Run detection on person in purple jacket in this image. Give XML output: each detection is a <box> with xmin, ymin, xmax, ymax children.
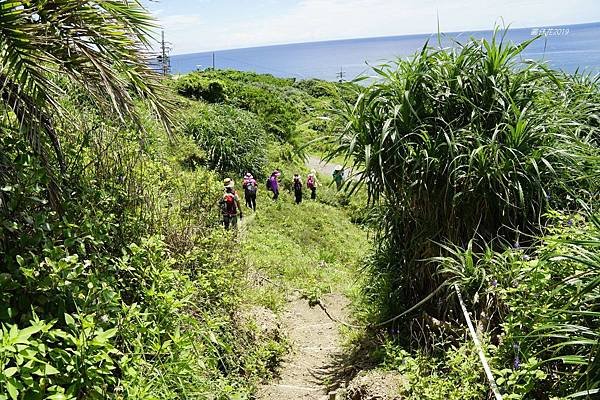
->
<box><xmin>266</xmin><ymin>170</ymin><xmax>280</xmax><ymax>200</ymax></box>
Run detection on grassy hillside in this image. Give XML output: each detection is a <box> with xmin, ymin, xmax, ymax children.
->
<box><xmin>243</xmin><ymin>195</ymin><xmax>369</xmax><ymax>311</ymax></box>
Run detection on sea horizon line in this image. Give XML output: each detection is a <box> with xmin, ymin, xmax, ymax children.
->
<box><xmin>170</xmin><ymin>20</ymin><xmax>600</xmax><ymax>57</ymax></box>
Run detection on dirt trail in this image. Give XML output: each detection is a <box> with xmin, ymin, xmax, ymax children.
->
<box><xmin>306</xmin><ymin>155</ymin><xmax>340</xmax><ymax>178</ymax></box>
<box><xmin>256</xmin><ymin>293</ymin><xmax>349</xmax><ymax>400</ymax></box>
<box><xmin>306</xmin><ymin>155</ymin><xmax>358</xmax><ymax>182</ymax></box>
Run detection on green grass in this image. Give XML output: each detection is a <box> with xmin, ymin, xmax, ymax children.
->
<box><xmin>242</xmin><ymin>192</ymin><xmax>370</xmax><ymax>311</ymax></box>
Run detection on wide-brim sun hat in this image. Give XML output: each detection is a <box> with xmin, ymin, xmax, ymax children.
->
<box><xmin>223</xmin><ymin>178</ymin><xmax>235</xmax><ymax>188</ymax></box>
<box><xmin>245</xmin><ymin>173</ymin><xmax>252</xmax><ymax>178</ymax></box>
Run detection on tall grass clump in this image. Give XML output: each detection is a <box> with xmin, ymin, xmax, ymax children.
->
<box><xmin>333</xmin><ymin>32</ymin><xmax>599</xmax><ymax>334</ymax></box>
<box><xmin>181</xmin><ymin>103</ymin><xmax>269</xmax><ymax>176</ymax></box>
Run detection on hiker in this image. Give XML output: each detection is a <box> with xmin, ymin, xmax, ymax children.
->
<box><xmin>266</xmin><ymin>170</ymin><xmax>280</xmax><ymax>200</ymax></box>
<box><xmin>220</xmin><ymin>178</ymin><xmax>243</xmax><ymax>229</ymax></box>
<box><xmin>307</xmin><ymin>169</ymin><xmax>318</xmax><ymax>200</ymax></box>
<box><xmin>242</xmin><ymin>172</ymin><xmax>258</xmax><ymax>211</ymax></box>
<box><xmin>293</xmin><ymin>173</ymin><xmax>303</xmax><ymax>204</ymax></box>
<box><xmin>333</xmin><ymin>167</ymin><xmax>344</xmax><ymax>190</ymax></box>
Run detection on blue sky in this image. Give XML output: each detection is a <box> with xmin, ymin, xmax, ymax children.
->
<box><xmin>144</xmin><ymin>0</ymin><xmax>600</xmax><ymax>54</ymax></box>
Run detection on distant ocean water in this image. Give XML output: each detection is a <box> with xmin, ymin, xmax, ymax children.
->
<box><xmin>170</xmin><ymin>22</ymin><xmax>600</xmax><ymax>81</ymax></box>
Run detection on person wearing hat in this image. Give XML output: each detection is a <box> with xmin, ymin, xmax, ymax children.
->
<box><xmin>242</xmin><ymin>172</ymin><xmax>258</xmax><ymax>211</ymax></box>
<box><xmin>267</xmin><ymin>170</ymin><xmax>281</xmax><ymax>201</ymax></box>
<box><xmin>220</xmin><ymin>178</ymin><xmax>242</xmax><ymax>229</ymax></box>
<box><xmin>306</xmin><ymin>169</ymin><xmax>319</xmax><ymax>200</ymax></box>
<box><xmin>293</xmin><ymin>173</ymin><xmax>303</xmax><ymax>204</ymax></box>
<box><xmin>332</xmin><ymin>166</ymin><xmax>344</xmax><ymax>191</ymax></box>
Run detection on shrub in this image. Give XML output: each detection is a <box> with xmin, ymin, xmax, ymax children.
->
<box><xmin>334</xmin><ymin>32</ymin><xmax>600</xmax><ymax>327</ymax></box>
<box><xmin>227</xmin><ymin>83</ymin><xmax>301</xmax><ymax>141</ymax></box>
<box><xmin>182</xmin><ymin>104</ymin><xmax>269</xmax><ymax>177</ymax></box>
<box><xmin>293</xmin><ymin>79</ymin><xmax>337</xmax><ymax>98</ymax></box>
<box><xmin>175</xmin><ymin>73</ymin><xmax>226</xmax><ymax>103</ymax></box>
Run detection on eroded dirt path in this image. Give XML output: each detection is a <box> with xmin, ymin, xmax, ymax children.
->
<box><xmin>256</xmin><ymin>293</ymin><xmax>349</xmax><ymax>400</ymax></box>
<box><xmin>306</xmin><ymin>155</ymin><xmax>359</xmax><ymax>182</ymax></box>
<box><xmin>306</xmin><ymin>155</ymin><xmax>340</xmax><ymax>178</ymax></box>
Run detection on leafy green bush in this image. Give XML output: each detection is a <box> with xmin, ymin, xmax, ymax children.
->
<box><xmin>180</xmin><ymin>70</ymin><xmax>305</xmax><ymax>141</ymax></box>
<box><xmin>175</xmin><ymin>73</ymin><xmax>226</xmax><ymax>103</ymax></box>
<box><xmin>196</xmin><ymin>69</ymin><xmax>296</xmax><ymax>88</ymax></box>
<box><xmin>227</xmin><ymin>83</ymin><xmax>301</xmax><ymax>141</ymax></box>
<box><xmin>380</xmin><ymin>341</ymin><xmax>486</xmax><ymax>399</ymax></box>
<box><xmin>293</xmin><ymin>79</ymin><xmax>337</xmax><ymax>98</ymax></box>
<box><xmin>182</xmin><ymin>103</ymin><xmax>269</xmax><ymax>177</ymax></box>
<box><xmin>0</xmin><ymin>97</ymin><xmax>285</xmax><ymax>398</ymax></box>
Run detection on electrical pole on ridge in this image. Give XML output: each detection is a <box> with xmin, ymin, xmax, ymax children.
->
<box><xmin>158</xmin><ymin>30</ymin><xmax>172</xmax><ymax>76</ymax></box>
<box><xmin>336</xmin><ymin>66</ymin><xmax>346</xmax><ymax>83</ymax></box>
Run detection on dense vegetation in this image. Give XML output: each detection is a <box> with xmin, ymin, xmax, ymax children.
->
<box><xmin>0</xmin><ymin>1</ymin><xmax>364</xmax><ymax>398</ymax></box>
<box><xmin>335</xmin><ymin>33</ymin><xmax>599</xmax><ymax>399</ymax></box>
<box><xmin>0</xmin><ymin>2</ymin><xmax>354</xmax><ymax>399</ymax></box>
<box><xmin>2</xmin><ymin>1</ymin><xmax>598</xmax><ymax>398</ymax></box>
<box><xmin>175</xmin><ymin>69</ymin><xmax>356</xmax><ymax>163</ymax></box>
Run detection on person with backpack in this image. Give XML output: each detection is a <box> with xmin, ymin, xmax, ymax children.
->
<box><xmin>333</xmin><ymin>167</ymin><xmax>344</xmax><ymax>190</ymax></box>
<box><xmin>220</xmin><ymin>178</ymin><xmax>242</xmax><ymax>229</ymax></box>
<box><xmin>266</xmin><ymin>170</ymin><xmax>280</xmax><ymax>200</ymax></box>
<box><xmin>306</xmin><ymin>169</ymin><xmax>318</xmax><ymax>200</ymax></box>
<box><xmin>293</xmin><ymin>173</ymin><xmax>303</xmax><ymax>204</ymax></box>
<box><xmin>242</xmin><ymin>173</ymin><xmax>258</xmax><ymax>211</ymax></box>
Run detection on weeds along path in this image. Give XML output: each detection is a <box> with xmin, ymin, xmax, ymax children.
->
<box><xmin>242</xmin><ymin>198</ymin><xmax>368</xmax><ymax>399</ymax></box>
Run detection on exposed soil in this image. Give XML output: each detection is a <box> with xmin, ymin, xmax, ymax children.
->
<box><xmin>306</xmin><ymin>155</ymin><xmax>341</xmax><ymax>178</ymax></box>
<box><xmin>306</xmin><ymin>155</ymin><xmax>359</xmax><ymax>183</ymax></box>
<box><xmin>255</xmin><ymin>293</ymin><xmax>350</xmax><ymax>400</ymax></box>
<box><xmin>346</xmin><ymin>370</ymin><xmax>406</xmax><ymax>400</ymax></box>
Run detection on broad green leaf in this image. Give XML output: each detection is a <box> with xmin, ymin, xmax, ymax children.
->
<box><xmin>64</xmin><ymin>314</ymin><xmax>75</xmax><ymax>328</ymax></box>
<box><xmin>44</xmin><ymin>363</ymin><xmax>60</xmax><ymax>375</ymax></box>
<box><xmin>5</xmin><ymin>379</ymin><xmax>18</xmax><ymax>400</ymax></box>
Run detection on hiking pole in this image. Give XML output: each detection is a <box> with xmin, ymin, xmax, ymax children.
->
<box><xmin>454</xmin><ymin>284</ymin><xmax>503</xmax><ymax>400</ymax></box>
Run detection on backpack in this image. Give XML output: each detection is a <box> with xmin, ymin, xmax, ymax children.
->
<box><xmin>293</xmin><ymin>177</ymin><xmax>302</xmax><ymax>191</ymax></box>
<box><xmin>307</xmin><ymin>175</ymin><xmax>315</xmax><ymax>189</ymax></box>
<box><xmin>220</xmin><ymin>192</ymin><xmax>237</xmax><ymax>215</ymax></box>
<box><xmin>266</xmin><ymin>177</ymin><xmax>273</xmax><ymax>191</ymax></box>
<box><xmin>246</xmin><ymin>181</ymin><xmax>257</xmax><ymax>195</ymax></box>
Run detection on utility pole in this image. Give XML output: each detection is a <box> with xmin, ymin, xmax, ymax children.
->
<box><xmin>159</xmin><ymin>30</ymin><xmax>171</xmax><ymax>76</ymax></box>
<box><xmin>212</xmin><ymin>52</ymin><xmax>215</xmax><ymax>70</ymax></box>
<box><xmin>336</xmin><ymin>66</ymin><xmax>346</xmax><ymax>83</ymax></box>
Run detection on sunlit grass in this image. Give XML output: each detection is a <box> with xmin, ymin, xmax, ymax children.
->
<box><xmin>242</xmin><ymin>193</ymin><xmax>370</xmax><ymax>311</ymax></box>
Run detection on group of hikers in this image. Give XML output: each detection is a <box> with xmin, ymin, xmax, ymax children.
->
<box><xmin>220</xmin><ymin>169</ymin><xmax>323</xmax><ymax>229</ymax></box>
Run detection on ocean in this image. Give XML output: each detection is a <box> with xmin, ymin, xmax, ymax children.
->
<box><xmin>170</xmin><ymin>22</ymin><xmax>600</xmax><ymax>81</ymax></box>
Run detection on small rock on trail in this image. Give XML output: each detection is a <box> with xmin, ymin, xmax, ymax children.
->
<box><xmin>255</xmin><ymin>293</ymin><xmax>349</xmax><ymax>400</ymax></box>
